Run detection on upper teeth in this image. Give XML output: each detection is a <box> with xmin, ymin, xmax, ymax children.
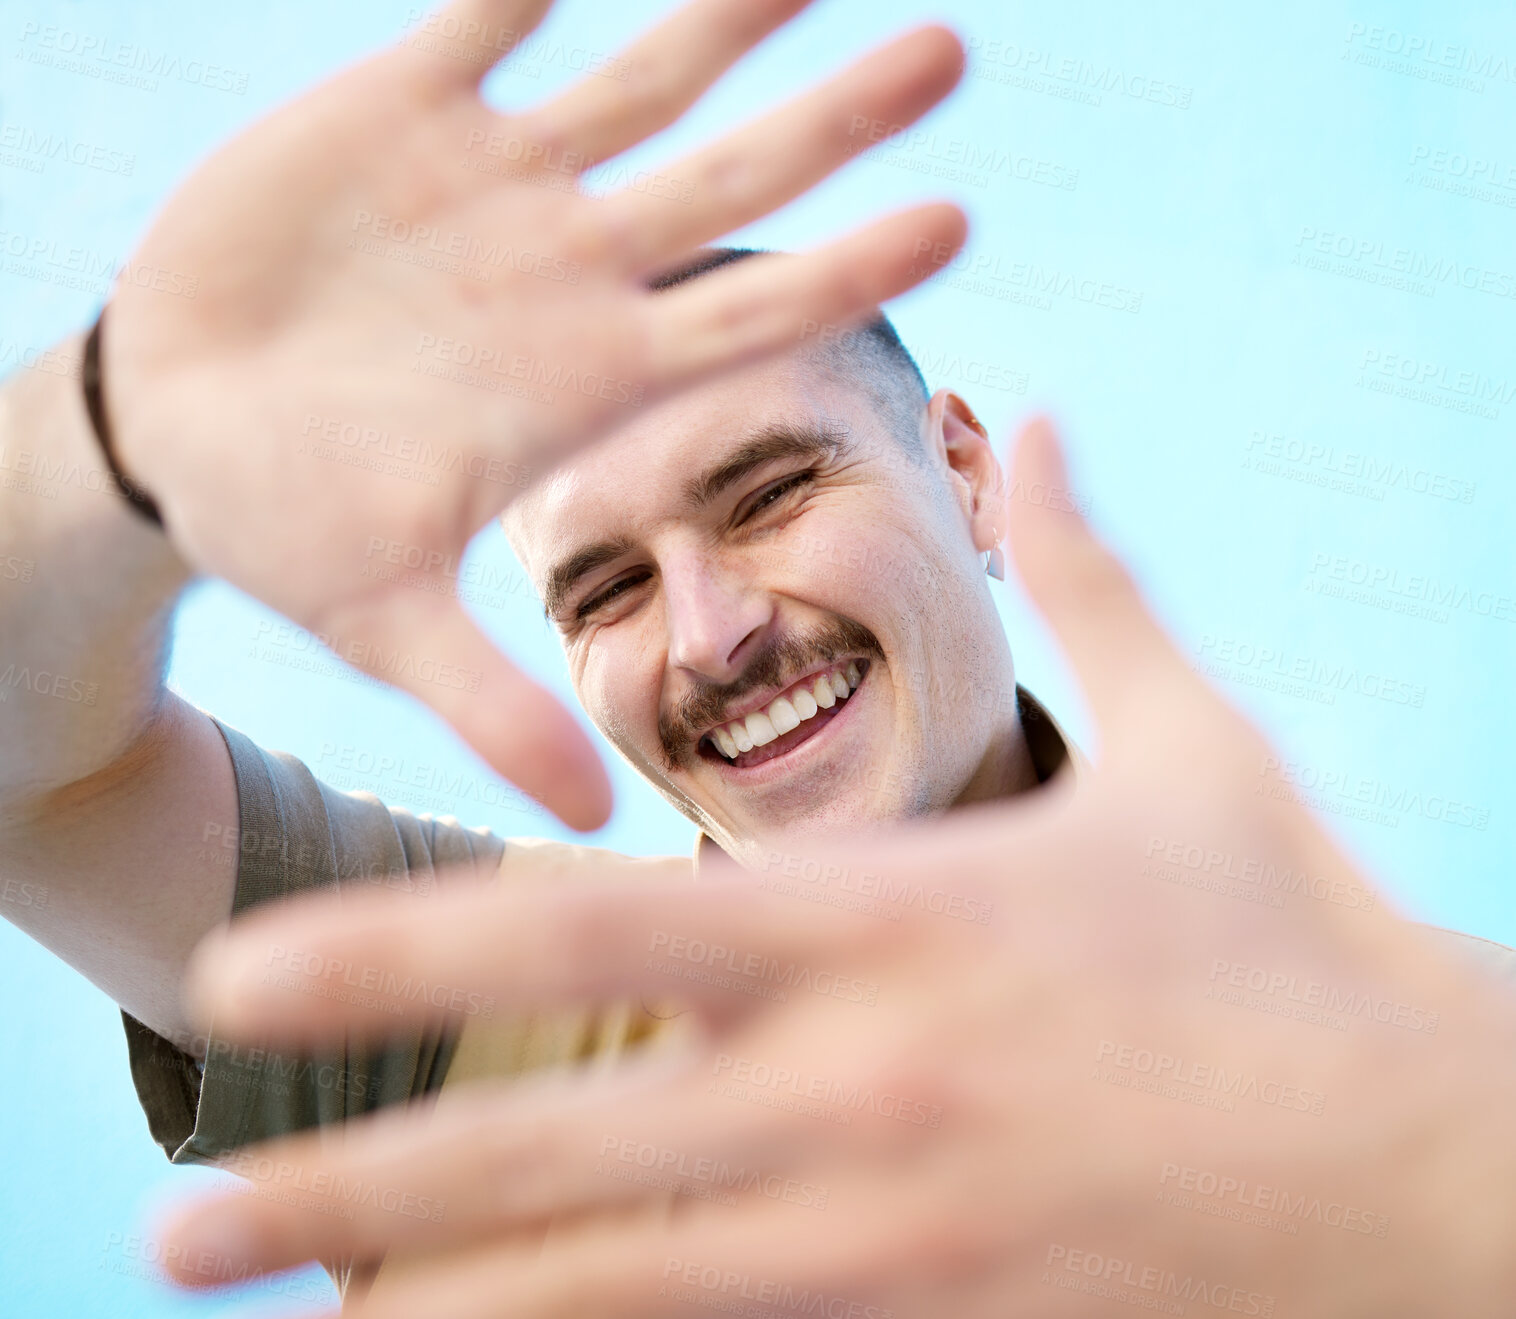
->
<box><xmin>708</xmin><ymin>661</ymin><xmax>864</xmax><ymax>760</ymax></box>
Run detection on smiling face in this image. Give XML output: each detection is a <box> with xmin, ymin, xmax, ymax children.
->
<box><xmin>505</xmin><ymin>350</ymin><xmax>1034</xmax><ymax>867</ymax></box>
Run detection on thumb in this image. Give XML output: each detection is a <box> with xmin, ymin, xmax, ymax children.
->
<box><xmin>1004</xmin><ymin>416</ymin><xmax>1185</xmax><ymax>737</ymax></box>
<box><xmin>316</xmin><ymin>590</ymin><xmax>612</xmax><ymax>831</ymax></box>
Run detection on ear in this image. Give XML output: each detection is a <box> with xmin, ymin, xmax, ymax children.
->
<box><xmin>924</xmin><ymin>388</ymin><xmax>1003</xmax><ymax>556</ymax></box>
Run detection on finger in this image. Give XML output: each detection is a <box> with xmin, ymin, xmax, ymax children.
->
<box><xmin>526</xmin><ymin>0</ymin><xmax>812</xmax><ymax>167</ymax></box>
<box><xmin>391</xmin><ymin>0</ymin><xmax>556</xmax><ymax>95</ymax></box>
<box><xmin>150</xmin><ymin>1070</ymin><xmax>670</xmax><ymax>1284</ymax></box>
<box><xmin>343</xmin><ymin>1179</ymin><xmax>895</xmax><ymax>1319</ymax></box>
<box><xmin>312</xmin><ymin>588</ymin><xmax>611</xmax><ymax>830</ymax></box>
<box><xmin>643</xmin><ymin>204</ymin><xmax>966</xmax><ymax>389</ymax></box>
<box><xmin>152</xmin><ymin>1053</ymin><xmax>817</xmax><ymax>1284</ymax></box>
<box><xmin>184</xmin><ymin>862</ymin><xmax>893</xmax><ymax>1043</ymax></box>
<box><xmin>1004</xmin><ymin>418</ymin><xmax>1190</xmax><ymax>737</ymax></box>
<box><xmin>594</xmin><ymin>25</ymin><xmax>965</xmax><ymax>274</ymax></box>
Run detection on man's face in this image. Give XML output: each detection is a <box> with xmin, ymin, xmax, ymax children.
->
<box><xmin>507</xmin><ymin>351</ymin><xmax>1018</xmax><ymax>864</ymax></box>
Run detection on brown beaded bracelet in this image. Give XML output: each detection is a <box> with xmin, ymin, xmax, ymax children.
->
<box><xmin>82</xmin><ymin>309</ymin><xmax>164</xmax><ymax>529</ymax></box>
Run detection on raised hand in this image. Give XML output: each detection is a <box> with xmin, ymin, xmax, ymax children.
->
<box><xmin>104</xmin><ymin>0</ymin><xmax>967</xmax><ymax>826</ymax></box>
<box><xmin>161</xmin><ymin>420</ymin><xmax>1516</xmax><ymax>1318</ymax></box>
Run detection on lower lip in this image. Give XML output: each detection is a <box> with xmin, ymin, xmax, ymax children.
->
<box><xmin>705</xmin><ymin>667</ymin><xmax>868</xmax><ymax>783</ymax></box>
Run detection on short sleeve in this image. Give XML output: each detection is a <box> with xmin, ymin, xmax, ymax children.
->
<box><xmin>121</xmin><ymin>716</ymin><xmax>507</xmax><ymax>1166</ymax></box>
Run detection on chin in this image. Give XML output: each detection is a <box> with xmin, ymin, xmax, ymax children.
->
<box><xmin>743</xmin><ymin>787</ymin><xmax>899</xmax><ymax>851</ymax></box>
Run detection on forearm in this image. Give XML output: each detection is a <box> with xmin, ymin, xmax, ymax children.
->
<box><xmin>0</xmin><ymin>334</ymin><xmax>192</xmax><ymax>811</ymax></box>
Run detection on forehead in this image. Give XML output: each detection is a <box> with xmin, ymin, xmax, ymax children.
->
<box><xmin>507</xmin><ymin>350</ymin><xmax>878</xmax><ymax>582</ymax></box>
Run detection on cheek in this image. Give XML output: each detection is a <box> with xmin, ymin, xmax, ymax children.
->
<box><xmin>769</xmin><ymin>503</ymin><xmax>917</xmax><ymax>594</ymax></box>
<box><xmin>784</xmin><ymin>513</ymin><xmax>945</xmax><ymax>624</ymax></box>
<box><xmin>576</xmin><ymin>628</ymin><xmax>665</xmax><ymax>756</ymax></box>
<box><xmin>792</xmin><ymin>509</ymin><xmax>977</xmax><ymax>715</ymax></box>
<box><xmin>572</xmin><ymin>644</ymin><xmax>617</xmax><ymax>742</ymax></box>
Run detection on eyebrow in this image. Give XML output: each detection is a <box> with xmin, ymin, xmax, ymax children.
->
<box><xmin>540</xmin><ymin>420</ymin><xmax>854</xmax><ymax>621</ymax></box>
<box><xmin>541</xmin><ymin>535</ymin><xmax>636</xmax><ymax>621</ymax></box>
<box><xmin>681</xmin><ymin>420</ymin><xmax>853</xmax><ymax>511</ymax></box>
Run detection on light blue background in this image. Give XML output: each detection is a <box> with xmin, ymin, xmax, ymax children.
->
<box><xmin>2</xmin><ymin>0</ymin><xmax>1512</xmax><ymax>1313</ymax></box>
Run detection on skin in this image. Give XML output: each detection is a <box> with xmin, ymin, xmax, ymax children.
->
<box><xmin>6</xmin><ymin>0</ymin><xmax>1513</xmax><ymax>1311</ymax></box>
<box><xmin>505</xmin><ymin>353</ymin><xmax>1041</xmax><ymax>866</ymax></box>
<box><xmin>169</xmin><ymin>422</ymin><xmax>1516</xmax><ymax>1318</ymax></box>
<box><xmin>0</xmin><ymin>0</ymin><xmax>970</xmax><ymax>1051</ymax></box>
<box><xmin>94</xmin><ymin>0</ymin><xmax>969</xmax><ymax>828</ymax></box>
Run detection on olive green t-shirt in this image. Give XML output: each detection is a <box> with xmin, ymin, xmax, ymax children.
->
<box><xmin>120</xmin><ymin>716</ymin><xmax>510</xmax><ymax>1165</ymax></box>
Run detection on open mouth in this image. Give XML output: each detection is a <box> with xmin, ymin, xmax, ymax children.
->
<box><xmin>697</xmin><ymin>659</ymin><xmax>870</xmax><ymax>771</ymax></box>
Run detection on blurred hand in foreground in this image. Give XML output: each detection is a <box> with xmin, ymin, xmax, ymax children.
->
<box><xmin>162</xmin><ymin>420</ymin><xmax>1516</xmax><ymax>1317</ymax></box>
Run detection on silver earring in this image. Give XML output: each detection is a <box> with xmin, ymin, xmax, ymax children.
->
<box><xmin>985</xmin><ymin>529</ymin><xmax>1005</xmax><ymax>580</ymax></box>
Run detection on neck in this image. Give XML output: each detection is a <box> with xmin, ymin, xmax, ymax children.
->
<box><xmin>951</xmin><ymin>700</ymin><xmax>1043</xmax><ymax>809</ymax></box>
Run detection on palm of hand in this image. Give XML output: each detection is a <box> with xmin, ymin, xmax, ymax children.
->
<box><xmin>98</xmin><ymin>0</ymin><xmax>966</xmax><ymax>822</ymax></box>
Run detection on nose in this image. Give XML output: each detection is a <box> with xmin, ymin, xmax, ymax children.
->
<box><xmin>663</xmin><ymin>544</ymin><xmax>772</xmax><ymax>684</ymax></box>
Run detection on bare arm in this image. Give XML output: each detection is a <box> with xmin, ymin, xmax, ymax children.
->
<box><xmin>0</xmin><ymin>0</ymin><xmax>967</xmax><ymax>1055</ymax></box>
<box><xmin>0</xmin><ymin>348</ymin><xmax>235</xmax><ymax>1050</ymax></box>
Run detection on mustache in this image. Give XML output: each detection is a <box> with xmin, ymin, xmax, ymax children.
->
<box><xmin>659</xmin><ymin>618</ymin><xmax>882</xmax><ymax>768</ymax></box>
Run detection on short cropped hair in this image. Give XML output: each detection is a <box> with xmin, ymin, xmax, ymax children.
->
<box><xmin>648</xmin><ymin>247</ymin><xmax>929</xmax><ymax>449</ymax></box>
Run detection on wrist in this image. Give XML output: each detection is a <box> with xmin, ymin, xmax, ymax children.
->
<box><xmin>0</xmin><ymin>339</ymin><xmax>193</xmax><ymax>798</ymax></box>
<box><xmin>3</xmin><ymin>332</ymin><xmax>190</xmax><ymax>584</ymax></box>
<box><xmin>83</xmin><ymin>310</ymin><xmax>165</xmax><ymax>529</ymax></box>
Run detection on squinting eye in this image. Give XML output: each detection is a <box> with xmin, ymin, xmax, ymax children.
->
<box><xmin>741</xmin><ymin>471</ymin><xmax>813</xmax><ymax>522</ymax></box>
<box><xmin>576</xmin><ymin>570</ymin><xmax>650</xmax><ymax>619</ymax></box>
